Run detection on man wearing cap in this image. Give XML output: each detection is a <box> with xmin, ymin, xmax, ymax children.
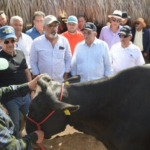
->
<box><xmin>111</xmin><ymin>25</ymin><xmax>145</xmax><ymax>73</ymax></box>
<box><xmin>71</xmin><ymin>22</ymin><xmax>113</xmax><ymax>82</ymax></box>
<box><xmin>99</xmin><ymin>10</ymin><xmax>123</xmax><ymax>49</ymax></box>
<box><xmin>121</xmin><ymin>11</ymin><xmax>132</xmax><ymax>27</ymax></box>
<box><xmin>0</xmin><ymin>25</ymin><xmax>32</xmax><ymax>138</ymax></box>
<box><xmin>62</xmin><ymin>15</ymin><xmax>84</xmax><ymax>55</ymax></box>
<box><xmin>131</xmin><ymin>18</ymin><xmax>150</xmax><ymax>63</ymax></box>
<box><xmin>0</xmin><ymin>58</ymin><xmax>44</xmax><ymax>149</ymax></box>
<box><xmin>30</xmin><ymin>15</ymin><xmax>72</xmax><ymax>82</ymax></box>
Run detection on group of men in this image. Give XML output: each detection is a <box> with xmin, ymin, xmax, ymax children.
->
<box><xmin>0</xmin><ymin>8</ymin><xmax>149</xmax><ymax>149</ymax></box>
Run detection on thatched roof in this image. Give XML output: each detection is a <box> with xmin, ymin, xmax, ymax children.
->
<box><xmin>0</xmin><ymin>0</ymin><xmax>150</xmax><ymax>29</ymax></box>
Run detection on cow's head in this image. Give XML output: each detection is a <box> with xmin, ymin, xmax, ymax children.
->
<box><xmin>26</xmin><ymin>74</ymin><xmax>80</xmax><ymax>139</ymax></box>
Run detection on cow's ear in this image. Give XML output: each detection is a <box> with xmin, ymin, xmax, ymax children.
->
<box><xmin>52</xmin><ymin>101</ymin><xmax>79</xmax><ymax>112</ymax></box>
<box><xmin>37</xmin><ymin>74</ymin><xmax>53</xmax><ymax>91</ymax></box>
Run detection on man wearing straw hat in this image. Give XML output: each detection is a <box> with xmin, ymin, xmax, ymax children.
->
<box><xmin>0</xmin><ymin>58</ymin><xmax>44</xmax><ymax>149</ymax></box>
<box><xmin>99</xmin><ymin>10</ymin><xmax>123</xmax><ymax>49</ymax></box>
<box><xmin>30</xmin><ymin>15</ymin><xmax>72</xmax><ymax>82</ymax></box>
<box><xmin>131</xmin><ymin>17</ymin><xmax>150</xmax><ymax>63</ymax></box>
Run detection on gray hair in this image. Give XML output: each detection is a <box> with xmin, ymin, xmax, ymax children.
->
<box><xmin>10</xmin><ymin>16</ymin><xmax>23</xmax><ymax>24</ymax></box>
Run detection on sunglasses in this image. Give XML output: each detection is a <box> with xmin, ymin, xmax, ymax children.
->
<box><xmin>47</xmin><ymin>24</ymin><xmax>59</xmax><ymax>28</ymax></box>
<box><xmin>4</xmin><ymin>39</ymin><xmax>16</xmax><ymax>44</ymax></box>
<box><xmin>119</xmin><ymin>34</ymin><xmax>129</xmax><ymax>38</ymax></box>
<box><xmin>135</xmin><ymin>22</ymin><xmax>140</xmax><ymax>25</ymax></box>
<box><xmin>112</xmin><ymin>18</ymin><xmax>121</xmax><ymax>23</ymax></box>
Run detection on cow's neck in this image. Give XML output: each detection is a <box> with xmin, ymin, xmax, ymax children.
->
<box><xmin>62</xmin><ymin>79</ymin><xmax>114</xmax><ymax>135</ymax></box>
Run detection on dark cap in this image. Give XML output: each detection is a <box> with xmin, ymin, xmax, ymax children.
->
<box><xmin>119</xmin><ymin>25</ymin><xmax>132</xmax><ymax>36</ymax></box>
<box><xmin>122</xmin><ymin>11</ymin><xmax>131</xmax><ymax>19</ymax></box>
<box><xmin>81</xmin><ymin>22</ymin><xmax>97</xmax><ymax>32</ymax></box>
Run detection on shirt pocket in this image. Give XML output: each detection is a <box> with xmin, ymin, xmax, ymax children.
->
<box><xmin>54</xmin><ymin>50</ymin><xmax>65</xmax><ymax>59</ymax></box>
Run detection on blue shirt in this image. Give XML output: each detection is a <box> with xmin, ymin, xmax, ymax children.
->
<box><xmin>71</xmin><ymin>38</ymin><xmax>113</xmax><ymax>82</ymax></box>
<box><xmin>25</xmin><ymin>26</ymin><xmax>44</xmax><ymax>40</ymax></box>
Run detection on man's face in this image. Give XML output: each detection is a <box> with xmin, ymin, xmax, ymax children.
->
<box><xmin>67</xmin><ymin>22</ymin><xmax>78</xmax><ymax>34</ymax></box>
<box><xmin>78</xmin><ymin>17</ymin><xmax>86</xmax><ymax>29</ymax></box>
<box><xmin>44</xmin><ymin>22</ymin><xmax>59</xmax><ymax>38</ymax></box>
<box><xmin>119</xmin><ymin>34</ymin><xmax>132</xmax><ymax>45</ymax></box>
<box><xmin>33</xmin><ymin>15</ymin><xmax>44</xmax><ymax>30</ymax></box>
<box><xmin>0</xmin><ymin>38</ymin><xmax>16</xmax><ymax>55</ymax></box>
<box><xmin>10</xmin><ymin>19</ymin><xmax>23</xmax><ymax>35</ymax></box>
<box><xmin>121</xmin><ymin>18</ymin><xmax>128</xmax><ymax>25</ymax></box>
<box><xmin>111</xmin><ymin>17</ymin><xmax>121</xmax><ymax>27</ymax></box>
<box><xmin>83</xmin><ymin>29</ymin><xmax>96</xmax><ymax>44</ymax></box>
<box><xmin>0</xmin><ymin>13</ymin><xmax>7</xmax><ymax>27</ymax></box>
<box><xmin>135</xmin><ymin>21</ymin><xmax>143</xmax><ymax>30</ymax></box>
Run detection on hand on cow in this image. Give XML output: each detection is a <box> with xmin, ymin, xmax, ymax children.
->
<box><xmin>34</xmin><ymin>130</ymin><xmax>44</xmax><ymax>143</ymax></box>
<box><xmin>28</xmin><ymin>74</ymin><xmax>43</xmax><ymax>91</ymax></box>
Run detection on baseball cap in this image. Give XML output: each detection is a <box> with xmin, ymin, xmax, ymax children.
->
<box><xmin>43</xmin><ymin>15</ymin><xmax>59</xmax><ymax>26</ymax></box>
<box><xmin>0</xmin><ymin>58</ymin><xmax>9</xmax><ymax>70</ymax></box>
<box><xmin>0</xmin><ymin>26</ymin><xmax>17</xmax><ymax>40</ymax></box>
<box><xmin>67</xmin><ymin>16</ymin><xmax>78</xmax><ymax>24</ymax></box>
<box><xmin>119</xmin><ymin>25</ymin><xmax>132</xmax><ymax>36</ymax></box>
<box><xmin>81</xmin><ymin>22</ymin><xmax>97</xmax><ymax>32</ymax></box>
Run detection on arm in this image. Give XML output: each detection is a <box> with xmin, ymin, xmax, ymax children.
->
<box><xmin>144</xmin><ymin>29</ymin><xmax>150</xmax><ymax>54</ymax></box>
<box><xmin>0</xmin><ymin>121</ymin><xmax>38</xmax><ymax>150</ymax></box>
<box><xmin>99</xmin><ymin>28</ymin><xmax>104</xmax><ymax>40</ymax></box>
<box><xmin>25</xmin><ymin>69</ymin><xmax>32</xmax><ymax>82</ymax></box>
<box><xmin>30</xmin><ymin>42</ymin><xmax>40</xmax><ymax>75</ymax></box>
<box><xmin>103</xmin><ymin>42</ymin><xmax>113</xmax><ymax>76</ymax></box>
<box><xmin>71</xmin><ymin>46</ymin><xmax>78</xmax><ymax>76</ymax></box>
<box><xmin>64</xmin><ymin>38</ymin><xmax>72</xmax><ymax>79</ymax></box>
<box><xmin>0</xmin><ymin>75</ymin><xmax>42</xmax><ymax>103</ymax></box>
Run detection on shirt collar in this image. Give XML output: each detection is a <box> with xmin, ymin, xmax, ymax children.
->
<box><xmin>1</xmin><ymin>49</ymin><xmax>17</xmax><ymax>57</ymax></box>
<box><xmin>83</xmin><ymin>38</ymin><xmax>97</xmax><ymax>47</ymax></box>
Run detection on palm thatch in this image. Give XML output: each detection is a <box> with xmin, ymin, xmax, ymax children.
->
<box><xmin>0</xmin><ymin>0</ymin><xmax>150</xmax><ymax>29</ymax></box>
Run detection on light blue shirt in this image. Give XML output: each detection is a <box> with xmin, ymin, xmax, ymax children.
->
<box><xmin>25</xmin><ymin>26</ymin><xmax>44</xmax><ymax>40</ymax></box>
<box><xmin>30</xmin><ymin>34</ymin><xmax>72</xmax><ymax>82</ymax></box>
<box><xmin>99</xmin><ymin>25</ymin><xmax>122</xmax><ymax>49</ymax></box>
<box><xmin>71</xmin><ymin>38</ymin><xmax>113</xmax><ymax>82</ymax></box>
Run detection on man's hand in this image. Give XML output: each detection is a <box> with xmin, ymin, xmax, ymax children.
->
<box><xmin>28</xmin><ymin>75</ymin><xmax>43</xmax><ymax>91</ymax></box>
<box><xmin>143</xmin><ymin>53</ymin><xmax>148</xmax><ymax>57</ymax></box>
<box><xmin>0</xmin><ymin>105</ymin><xmax>9</xmax><ymax>114</ymax></box>
<box><xmin>34</xmin><ymin>130</ymin><xmax>44</xmax><ymax>143</ymax></box>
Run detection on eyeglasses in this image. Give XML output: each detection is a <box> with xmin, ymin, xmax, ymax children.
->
<box><xmin>4</xmin><ymin>39</ymin><xmax>16</xmax><ymax>44</ymax></box>
<box><xmin>119</xmin><ymin>34</ymin><xmax>129</xmax><ymax>38</ymax></box>
<box><xmin>135</xmin><ymin>22</ymin><xmax>139</xmax><ymax>25</ymax></box>
<box><xmin>112</xmin><ymin>18</ymin><xmax>121</xmax><ymax>23</ymax></box>
<box><xmin>47</xmin><ymin>24</ymin><xmax>59</xmax><ymax>28</ymax></box>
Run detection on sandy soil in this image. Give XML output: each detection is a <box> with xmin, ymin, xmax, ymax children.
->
<box><xmin>32</xmin><ymin>125</ymin><xmax>107</xmax><ymax>150</ymax></box>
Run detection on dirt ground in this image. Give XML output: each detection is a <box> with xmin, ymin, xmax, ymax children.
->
<box><xmin>31</xmin><ymin>125</ymin><xmax>107</xmax><ymax>150</ymax></box>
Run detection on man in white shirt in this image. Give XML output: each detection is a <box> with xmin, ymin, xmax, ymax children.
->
<box><xmin>10</xmin><ymin>16</ymin><xmax>33</xmax><ymax>68</ymax></box>
<box><xmin>111</xmin><ymin>25</ymin><xmax>145</xmax><ymax>74</ymax></box>
<box><xmin>30</xmin><ymin>15</ymin><xmax>72</xmax><ymax>82</ymax></box>
<box><xmin>71</xmin><ymin>22</ymin><xmax>113</xmax><ymax>82</ymax></box>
